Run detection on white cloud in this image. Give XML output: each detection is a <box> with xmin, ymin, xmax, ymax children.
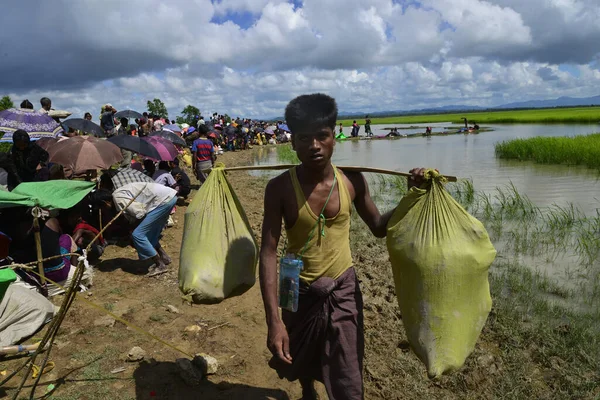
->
<box><xmin>1</xmin><ymin>0</ymin><xmax>600</xmax><ymax>118</ymax></box>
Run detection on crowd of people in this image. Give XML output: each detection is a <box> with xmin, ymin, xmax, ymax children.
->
<box><xmin>0</xmin><ymin>96</ymin><xmax>303</xmax><ymax>348</ymax></box>
<box><xmin>0</xmin><ymin>97</ymin><xmax>304</xmax><ymax>297</ymax></box>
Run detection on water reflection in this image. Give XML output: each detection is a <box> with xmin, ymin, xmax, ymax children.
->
<box><xmin>252</xmin><ymin>123</ymin><xmax>600</xmax><ymax>215</ymax></box>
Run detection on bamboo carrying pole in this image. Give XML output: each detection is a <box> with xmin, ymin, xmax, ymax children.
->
<box><xmin>32</xmin><ymin>217</ymin><xmax>46</xmax><ymax>289</ymax></box>
<box><xmin>208</xmin><ymin>164</ymin><xmax>458</xmax><ymax>182</ymax></box>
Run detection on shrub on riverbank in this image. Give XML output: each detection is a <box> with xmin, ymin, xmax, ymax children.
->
<box><xmin>495</xmin><ymin>133</ymin><xmax>600</xmax><ymax>169</ymax></box>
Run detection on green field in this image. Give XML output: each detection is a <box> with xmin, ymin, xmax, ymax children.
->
<box><xmin>495</xmin><ymin>133</ymin><xmax>600</xmax><ymax>169</ymax></box>
<box><xmin>338</xmin><ymin>107</ymin><xmax>600</xmax><ymax>126</ymax></box>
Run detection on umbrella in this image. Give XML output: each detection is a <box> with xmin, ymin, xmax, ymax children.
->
<box><xmin>62</xmin><ymin>118</ymin><xmax>105</xmax><ymax>136</ymax></box>
<box><xmin>0</xmin><ymin>108</ymin><xmax>64</xmax><ymax>141</ymax></box>
<box><xmin>149</xmin><ymin>130</ymin><xmax>186</xmax><ymax>146</ymax></box>
<box><xmin>264</xmin><ymin>129</ymin><xmax>275</xmax><ymax>136</ymax></box>
<box><xmin>107</xmin><ymin>135</ymin><xmax>161</xmax><ymax>159</ymax></box>
<box><xmin>163</xmin><ymin>124</ymin><xmax>181</xmax><ymax>132</ymax></box>
<box><xmin>35</xmin><ymin>137</ymin><xmax>59</xmax><ymax>150</ymax></box>
<box><xmin>48</xmin><ymin>136</ymin><xmax>123</xmax><ymax>171</ymax></box>
<box><xmin>115</xmin><ymin>110</ymin><xmax>143</xmax><ymax>119</ymax></box>
<box><xmin>208</xmin><ymin>132</ymin><xmax>218</xmax><ymax>139</ymax></box>
<box><xmin>142</xmin><ymin>136</ymin><xmax>178</xmax><ymax>161</ymax></box>
<box><xmin>278</xmin><ymin>124</ymin><xmax>290</xmax><ymax>132</ymax></box>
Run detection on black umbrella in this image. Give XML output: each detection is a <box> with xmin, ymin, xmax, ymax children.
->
<box><xmin>107</xmin><ymin>135</ymin><xmax>161</xmax><ymax>159</ymax></box>
<box><xmin>115</xmin><ymin>110</ymin><xmax>143</xmax><ymax>119</ymax></box>
<box><xmin>62</xmin><ymin>118</ymin><xmax>105</xmax><ymax>136</ymax></box>
<box><xmin>149</xmin><ymin>130</ymin><xmax>186</xmax><ymax>146</ymax></box>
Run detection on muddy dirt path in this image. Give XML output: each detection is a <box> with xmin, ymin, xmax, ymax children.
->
<box><xmin>2</xmin><ymin>148</ymin><xmax>586</xmax><ymax>400</ymax></box>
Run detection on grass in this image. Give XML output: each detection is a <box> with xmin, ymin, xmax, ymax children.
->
<box><xmin>276</xmin><ymin>144</ymin><xmax>299</xmax><ymax>164</ymax></box>
<box><xmin>350</xmin><ymin>174</ymin><xmax>600</xmax><ymax>398</ymax></box>
<box><xmin>338</xmin><ymin>106</ymin><xmax>600</xmax><ymax>126</ymax></box>
<box><xmin>495</xmin><ymin>133</ymin><xmax>600</xmax><ymax>169</ymax></box>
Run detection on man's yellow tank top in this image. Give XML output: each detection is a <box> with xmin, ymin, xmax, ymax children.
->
<box><xmin>286</xmin><ymin>166</ymin><xmax>353</xmax><ymax>284</ymax></box>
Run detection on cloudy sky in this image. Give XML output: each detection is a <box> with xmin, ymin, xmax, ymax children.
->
<box><xmin>1</xmin><ymin>0</ymin><xmax>599</xmax><ymax>119</ymax></box>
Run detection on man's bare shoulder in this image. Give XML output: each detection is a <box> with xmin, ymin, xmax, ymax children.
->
<box><xmin>337</xmin><ymin>169</ymin><xmax>364</xmax><ymax>197</ymax></box>
<box><xmin>265</xmin><ymin>170</ymin><xmax>293</xmax><ymax>198</ymax></box>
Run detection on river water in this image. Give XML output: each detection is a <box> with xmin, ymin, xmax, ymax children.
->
<box><xmin>253</xmin><ymin>123</ymin><xmax>600</xmax><ymax>215</ymax></box>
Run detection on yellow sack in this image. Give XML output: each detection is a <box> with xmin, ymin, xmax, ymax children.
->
<box><xmin>182</xmin><ymin>150</ymin><xmax>192</xmax><ymax>168</ymax></box>
<box><xmin>386</xmin><ymin>170</ymin><xmax>496</xmax><ymax>378</ymax></box>
<box><xmin>179</xmin><ymin>166</ymin><xmax>258</xmax><ymax>303</ymax></box>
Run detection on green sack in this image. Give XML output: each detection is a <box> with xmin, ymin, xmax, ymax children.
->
<box><xmin>0</xmin><ymin>269</ymin><xmax>17</xmax><ymax>303</ymax></box>
<box><xmin>179</xmin><ymin>167</ymin><xmax>258</xmax><ymax>304</ymax></box>
<box><xmin>386</xmin><ymin>170</ymin><xmax>496</xmax><ymax>378</ymax></box>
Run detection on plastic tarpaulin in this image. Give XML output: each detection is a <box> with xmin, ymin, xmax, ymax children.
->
<box><xmin>0</xmin><ymin>284</ymin><xmax>55</xmax><ymax>347</ymax></box>
<box><xmin>386</xmin><ymin>170</ymin><xmax>496</xmax><ymax>378</ymax></box>
<box><xmin>179</xmin><ymin>167</ymin><xmax>258</xmax><ymax>303</ymax></box>
<box><xmin>0</xmin><ymin>180</ymin><xmax>95</xmax><ymax>209</ymax></box>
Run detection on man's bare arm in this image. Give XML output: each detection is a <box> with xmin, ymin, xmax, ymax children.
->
<box><xmin>348</xmin><ymin>168</ymin><xmax>427</xmax><ymax>238</ymax></box>
<box><xmin>259</xmin><ymin>178</ymin><xmax>292</xmax><ymax>364</ymax></box>
<box><xmin>259</xmin><ymin>179</ymin><xmax>283</xmax><ymax>326</ymax></box>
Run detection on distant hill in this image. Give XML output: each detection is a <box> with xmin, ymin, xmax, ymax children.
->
<box><xmin>493</xmin><ymin>95</ymin><xmax>600</xmax><ymax>109</ymax></box>
<box><xmin>272</xmin><ymin>95</ymin><xmax>600</xmax><ymax>120</ymax></box>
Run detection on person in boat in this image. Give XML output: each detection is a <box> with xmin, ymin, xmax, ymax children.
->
<box><xmin>338</xmin><ymin>122</ymin><xmax>343</xmax><ymax>136</ymax></box>
<box><xmin>259</xmin><ymin>93</ymin><xmax>425</xmax><ymax>400</ymax></box>
<box><xmin>473</xmin><ymin>122</ymin><xmax>480</xmax><ymax>130</ymax></box>
<box><xmin>386</xmin><ymin>127</ymin><xmax>400</xmax><ymax>137</ymax></box>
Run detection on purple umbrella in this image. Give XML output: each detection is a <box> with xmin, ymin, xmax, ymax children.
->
<box><xmin>0</xmin><ymin>108</ymin><xmax>64</xmax><ymax>142</ymax></box>
<box><xmin>142</xmin><ymin>136</ymin><xmax>178</xmax><ymax>161</ymax></box>
<box><xmin>278</xmin><ymin>123</ymin><xmax>290</xmax><ymax>132</ymax></box>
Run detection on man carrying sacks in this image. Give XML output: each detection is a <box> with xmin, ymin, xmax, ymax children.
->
<box><xmin>259</xmin><ymin>93</ymin><xmax>425</xmax><ymax>399</ymax></box>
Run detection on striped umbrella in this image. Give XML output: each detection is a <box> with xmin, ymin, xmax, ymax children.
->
<box><xmin>0</xmin><ymin>108</ymin><xmax>64</xmax><ymax>141</ymax></box>
<box><xmin>142</xmin><ymin>136</ymin><xmax>178</xmax><ymax>161</ymax></box>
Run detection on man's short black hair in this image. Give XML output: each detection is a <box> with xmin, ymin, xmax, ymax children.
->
<box><xmin>40</xmin><ymin>97</ymin><xmax>51</xmax><ymax>108</ymax></box>
<box><xmin>20</xmin><ymin>99</ymin><xmax>33</xmax><ymax>109</ymax></box>
<box><xmin>285</xmin><ymin>94</ymin><xmax>337</xmax><ymax>134</ymax></box>
<box><xmin>197</xmin><ymin>124</ymin><xmax>209</xmax><ymax>136</ymax></box>
<box><xmin>13</xmin><ymin>129</ymin><xmax>30</xmax><ymax>143</ymax></box>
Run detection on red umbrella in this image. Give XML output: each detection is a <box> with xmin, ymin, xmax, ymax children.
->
<box><xmin>142</xmin><ymin>136</ymin><xmax>178</xmax><ymax>161</ymax></box>
<box><xmin>48</xmin><ymin>136</ymin><xmax>123</xmax><ymax>171</ymax></box>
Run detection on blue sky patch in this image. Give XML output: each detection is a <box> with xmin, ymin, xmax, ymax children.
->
<box><xmin>558</xmin><ymin>64</ymin><xmax>581</xmax><ymax>78</ymax></box>
<box><xmin>211</xmin><ymin>10</ymin><xmax>258</xmax><ymax>30</ymax></box>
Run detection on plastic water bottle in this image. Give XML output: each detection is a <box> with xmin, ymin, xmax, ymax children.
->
<box><xmin>279</xmin><ymin>254</ymin><xmax>303</xmax><ymax>312</ymax></box>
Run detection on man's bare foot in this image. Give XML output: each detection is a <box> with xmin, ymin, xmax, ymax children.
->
<box><xmin>300</xmin><ymin>379</ymin><xmax>318</xmax><ymax>400</ymax></box>
<box><xmin>157</xmin><ymin>247</ymin><xmax>172</xmax><ymax>265</ymax></box>
<box><xmin>147</xmin><ymin>255</ymin><xmax>168</xmax><ymax>277</ymax></box>
<box><xmin>147</xmin><ymin>263</ymin><xmax>168</xmax><ymax>277</ymax></box>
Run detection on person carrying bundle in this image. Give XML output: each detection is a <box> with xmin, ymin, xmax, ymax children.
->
<box><xmin>259</xmin><ymin>93</ymin><xmax>424</xmax><ymax>400</ymax></box>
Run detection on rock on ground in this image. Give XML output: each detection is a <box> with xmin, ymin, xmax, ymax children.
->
<box><xmin>127</xmin><ymin>346</ymin><xmax>146</xmax><ymax>362</ymax></box>
<box><xmin>166</xmin><ymin>305</ymin><xmax>181</xmax><ymax>314</ymax></box>
<box><xmin>193</xmin><ymin>353</ymin><xmax>219</xmax><ymax>375</ymax></box>
<box><xmin>93</xmin><ymin>315</ymin><xmax>116</xmax><ymax>328</ymax></box>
